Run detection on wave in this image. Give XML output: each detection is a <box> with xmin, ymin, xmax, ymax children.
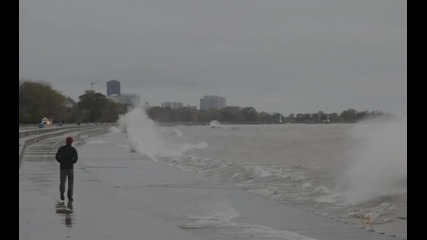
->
<box><xmin>118</xmin><ymin>107</ymin><xmax>207</xmax><ymax>160</ymax></box>
<box><xmin>210</xmin><ymin>120</ymin><xmax>221</xmax><ymax>128</ymax></box>
<box><xmin>118</xmin><ymin>107</ymin><xmax>406</xmax><ymax>226</ymax></box>
<box><xmin>165</xmin><ymin>154</ymin><xmax>406</xmax><ymax>225</ymax></box>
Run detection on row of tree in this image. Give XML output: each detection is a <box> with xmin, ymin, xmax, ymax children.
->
<box><xmin>19</xmin><ymin>80</ymin><xmax>128</xmax><ymax>124</ymax></box>
<box><xmin>19</xmin><ymin>79</ymin><xmax>389</xmax><ymax>125</ymax></box>
<box><xmin>147</xmin><ymin>106</ymin><xmax>389</xmax><ymax>124</ymax></box>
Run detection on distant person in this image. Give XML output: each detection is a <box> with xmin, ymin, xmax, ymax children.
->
<box><xmin>55</xmin><ymin>136</ymin><xmax>78</xmax><ymax>202</ymax></box>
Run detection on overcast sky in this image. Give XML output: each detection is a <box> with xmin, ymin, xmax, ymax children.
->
<box><xmin>19</xmin><ymin>0</ymin><xmax>406</xmax><ymax>115</ymax></box>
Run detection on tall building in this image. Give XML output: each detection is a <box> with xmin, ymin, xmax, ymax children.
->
<box><xmin>200</xmin><ymin>96</ymin><xmax>226</xmax><ymax>110</ymax></box>
<box><xmin>107</xmin><ymin>80</ymin><xmax>121</xmax><ymax>96</ymax></box>
<box><xmin>161</xmin><ymin>102</ymin><xmax>183</xmax><ymax>109</ymax></box>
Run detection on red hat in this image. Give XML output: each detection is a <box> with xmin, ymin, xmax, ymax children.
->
<box><xmin>66</xmin><ymin>137</ymin><xmax>73</xmax><ymax>144</ymax></box>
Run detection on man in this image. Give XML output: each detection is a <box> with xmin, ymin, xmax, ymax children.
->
<box><xmin>55</xmin><ymin>136</ymin><xmax>78</xmax><ymax>202</ymax></box>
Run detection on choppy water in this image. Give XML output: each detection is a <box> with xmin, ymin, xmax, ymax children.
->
<box><xmin>117</xmin><ymin>108</ymin><xmax>407</xmax><ymax>232</ymax></box>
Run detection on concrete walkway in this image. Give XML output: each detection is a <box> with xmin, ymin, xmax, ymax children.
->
<box><xmin>19</xmin><ymin>131</ymin><xmax>405</xmax><ymax>240</ymax></box>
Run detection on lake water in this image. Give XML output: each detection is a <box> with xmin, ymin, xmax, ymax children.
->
<box><xmin>117</xmin><ymin>108</ymin><xmax>407</xmax><ymax>237</ymax></box>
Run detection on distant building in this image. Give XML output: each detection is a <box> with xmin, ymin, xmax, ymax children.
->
<box><xmin>161</xmin><ymin>102</ymin><xmax>183</xmax><ymax>109</ymax></box>
<box><xmin>107</xmin><ymin>80</ymin><xmax>121</xmax><ymax>96</ymax></box>
<box><xmin>200</xmin><ymin>96</ymin><xmax>226</xmax><ymax>110</ymax></box>
<box><xmin>108</xmin><ymin>93</ymin><xmax>140</xmax><ymax>107</ymax></box>
<box><xmin>185</xmin><ymin>105</ymin><xmax>197</xmax><ymax>110</ymax></box>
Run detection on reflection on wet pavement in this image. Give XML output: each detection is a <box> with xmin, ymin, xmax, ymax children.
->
<box><xmin>55</xmin><ymin>201</ymin><xmax>75</xmax><ymax>228</ymax></box>
<box><xmin>64</xmin><ymin>214</ymin><xmax>73</xmax><ymax>228</ymax></box>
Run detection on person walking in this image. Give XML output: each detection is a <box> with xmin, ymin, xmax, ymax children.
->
<box><xmin>55</xmin><ymin>136</ymin><xmax>78</xmax><ymax>202</ymax></box>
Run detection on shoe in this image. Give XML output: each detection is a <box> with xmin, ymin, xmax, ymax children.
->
<box><xmin>60</xmin><ymin>195</ymin><xmax>65</xmax><ymax>201</ymax></box>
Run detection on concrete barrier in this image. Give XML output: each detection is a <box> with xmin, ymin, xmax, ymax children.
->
<box><xmin>19</xmin><ymin>125</ymin><xmax>114</xmax><ymax>168</ymax></box>
<box><xmin>19</xmin><ymin>125</ymin><xmax>98</xmax><ymax>139</ymax></box>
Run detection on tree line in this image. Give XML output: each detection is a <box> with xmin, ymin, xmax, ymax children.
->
<box><xmin>147</xmin><ymin>106</ymin><xmax>389</xmax><ymax>124</ymax></box>
<box><xmin>19</xmin><ymin>80</ymin><xmax>128</xmax><ymax>124</ymax></box>
<box><xmin>19</xmin><ymin>79</ymin><xmax>389</xmax><ymax>125</ymax></box>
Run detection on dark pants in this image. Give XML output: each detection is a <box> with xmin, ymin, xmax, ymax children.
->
<box><xmin>60</xmin><ymin>169</ymin><xmax>74</xmax><ymax>201</ymax></box>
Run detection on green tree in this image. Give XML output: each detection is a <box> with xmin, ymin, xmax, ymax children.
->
<box><xmin>328</xmin><ymin>113</ymin><xmax>339</xmax><ymax>122</ymax></box>
<box><xmin>77</xmin><ymin>92</ymin><xmax>109</xmax><ymax>122</ymax></box>
<box><xmin>219</xmin><ymin>106</ymin><xmax>244</xmax><ymax>122</ymax></box>
<box><xmin>242</xmin><ymin>107</ymin><xmax>257</xmax><ymax>122</ymax></box>
<box><xmin>288</xmin><ymin>113</ymin><xmax>295</xmax><ymax>123</ymax></box>
<box><xmin>175</xmin><ymin>107</ymin><xmax>194</xmax><ymax>122</ymax></box>
<box><xmin>19</xmin><ymin>80</ymin><xmax>67</xmax><ymax>124</ymax></box>
<box><xmin>99</xmin><ymin>101</ymin><xmax>128</xmax><ymax>122</ymax></box>
<box><xmin>147</xmin><ymin>106</ymin><xmax>172</xmax><ymax>122</ymax></box>
<box><xmin>340</xmin><ymin>108</ymin><xmax>357</xmax><ymax>122</ymax></box>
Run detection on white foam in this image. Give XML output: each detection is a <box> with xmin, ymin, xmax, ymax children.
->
<box><xmin>179</xmin><ymin>142</ymin><xmax>208</xmax><ymax>152</ymax></box>
<box><xmin>239</xmin><ymin>224</ymin><xmax>318</xmax><ymax>240</ymax></box>
<box><xmin>109</xmin><ymin>126</ymin><xmax>121</xmax><ymax>133</ymax></box>
<box><xmin>117</xmin><ymin>106</ymin><xmax>207</xmax><ymax>160</ymax></box>
<box><xmin>315</xmin><ymin>192</ymin><xmax>345</xmax><ymax>204</ymax></box>
<box><xmin>116</xmin><ymin>144</ymin><xmax>131</xmax><ymax>150</ymax></box>
<box><xmin>187</xmin><ymin>199</ymin><xmax>317</xmax><ymax>240</ymax></box>
<box><xmin>209</xmin><ymin>120</ymin><xmax>221</xmax><ymax>128</ymax></box>
<box><xmin>313</xmin><ymin>186</ymin><xmax>330</xmax><ymax>194</ymax></box>
<box><xmin>190</xmin><ymin>199</ymin><xmax>240</xmax><ymax>225</ymax></box>
<box><xmin>171</xmin><ymin>128</ymin><xmax>183</xmax><ymax>137</ymax></box>
<box><xmin>252</xmin><ymin>166</ymin><xmax>275</xmax><ymax>177</ymax></box>
<box><xmin>302</xmin><ymin>182</ymin><xmax>312</xmax><ymax>189</ymax></box>
<box><xmin>339</xmin><ymin>114</ymin><xmax>407</xmax><ymax>204</ymax></box>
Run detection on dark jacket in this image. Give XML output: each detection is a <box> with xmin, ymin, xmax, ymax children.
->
<box><xmin>55</xmin><ymin>144</ymin><xmax>78</xmax><ymax>169</ymax></box>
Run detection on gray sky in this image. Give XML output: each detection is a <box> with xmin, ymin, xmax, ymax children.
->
<box><xmin>19</xmin><ymin>0</ymin><xmax>406</xmax><ymax>115</ymax></box>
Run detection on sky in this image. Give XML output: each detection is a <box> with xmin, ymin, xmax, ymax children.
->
<box><xmin>19</xmin><ymin>0</ymin><xmax>406</xmax><ymax>115</ymax></box>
